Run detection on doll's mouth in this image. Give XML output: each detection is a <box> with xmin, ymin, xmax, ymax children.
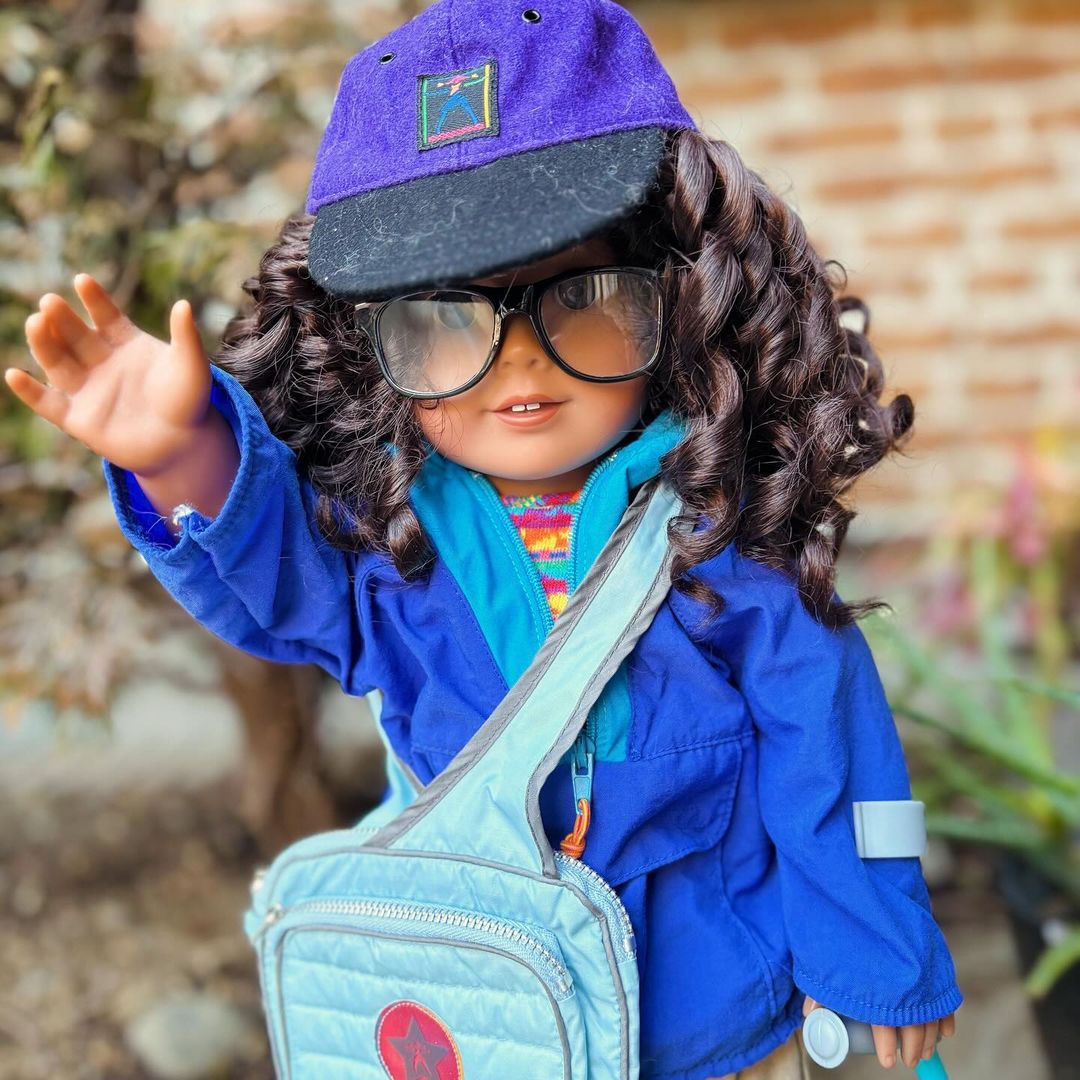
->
<box><xmin>493</xmin><ymin>401</ymin><xmax>564</xmax><ymax>427</ymax></box>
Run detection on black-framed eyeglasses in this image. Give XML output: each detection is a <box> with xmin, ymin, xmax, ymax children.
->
<box><xmin>353</xmin><ymin>265</ymin><xmax>665</xmax><ymax>399</ymax></box>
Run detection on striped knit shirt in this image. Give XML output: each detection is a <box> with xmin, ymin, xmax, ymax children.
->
<box><xmin>498</xmin><ymin>489</ymin><xmax>582</xmax><ymax>620</ymax></box>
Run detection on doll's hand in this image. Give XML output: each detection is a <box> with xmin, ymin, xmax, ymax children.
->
<box><xmin>6</xmin><ymin>274</ymin><xmax>214</xmax><ymax>476</ymax></box>
<box><xmin>803</xmin><ymin>995</ymin><xmax>957</xmax><ymax>1069</ymax></box>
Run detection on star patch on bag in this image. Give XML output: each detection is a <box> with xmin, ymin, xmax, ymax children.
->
<box><xmin>417</xmin><ymin>61</ymin><xmax>499</xmax><ymax>150</ymax></box>
<box><xmin>376</xmin><ymin>1000</ymin><xmax>463</xmax><ymax>1079</ymax></box>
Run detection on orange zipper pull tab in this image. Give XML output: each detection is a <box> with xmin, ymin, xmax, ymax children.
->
<box><xmin>559</xmin><ymin>797</ymin><xmax>592</xmax><ymax>859</ymax></box>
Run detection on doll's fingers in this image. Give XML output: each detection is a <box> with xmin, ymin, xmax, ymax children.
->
<box><xmin>801</xmin><ymin>996</ymin><xmax>819</xmax><ymax>1018</ymax></box>
<box><xmin>920</xmin><ymin>1022</ymin><xmax>938</xmax><ymax>1060</ymax></box>
<box><xmin>940</xmin><ymin>1013</ymin><xmax>956</xmax><ymax>1038</ymax></box>
<box><xmin>72</xmin><ymin>273</ymin><xmax>135</xmax><ymax>347</ymax></box>
<box><xmin>168</xmin><ymin>300</ymin><xmax>208</xmax><ymax>368</ymax></box>
<box><xmin>899</xmin><ymin>1024</ymin><xmax>925</xmax><ymax>1069</ymax></box>
<box><xmin>38</xmin><ymin>292</ymin><xmax>106</xmax><ymax>366</ymax></box>
<box><xmin>871</xmin><ymin>1024</ymin><xmax>897</xmax><ymax>1069</ymax></box>
<box><xmin>25</xmin><ymin>312</ymin><xmax>85</xmax><ymax>394</ymax></box>
<box><xmin>4</xmin><ymin>366</ymin><xmax>70</xmax><ymax>429</ymax></box>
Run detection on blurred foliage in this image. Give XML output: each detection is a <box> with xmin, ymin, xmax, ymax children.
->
<box><xmin>865</xmin><ymin>433</ymin><xmax>1080</xmax><ymax>996</ymax></box>
<box><xmin>0</xmin><ymin>0</ymin><xmax>417</xmax><ymax>721</ymax></box>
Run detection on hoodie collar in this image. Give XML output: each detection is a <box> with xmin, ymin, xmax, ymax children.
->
<box><xmin>409</xmin><ymin>409</ymin><xmax>687</xmax><ymax>687</ymax></box>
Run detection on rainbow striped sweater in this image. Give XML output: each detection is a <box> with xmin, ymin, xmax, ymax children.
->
<box><xmin>498</xmin><ymin>489</ymin><xmax>582</xmax><ymax>621</ymax></box>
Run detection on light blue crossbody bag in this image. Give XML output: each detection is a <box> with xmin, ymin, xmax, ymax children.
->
<box><xmin>244</xmin><ymin>476</ymin><xmax>685</xmax><ymax>1079</ymax></box>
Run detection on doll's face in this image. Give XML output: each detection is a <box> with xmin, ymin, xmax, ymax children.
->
<box><xmin>411</xmin><ymin>236</ymin><xmax>649</xmax><ymax>496</ymax></box>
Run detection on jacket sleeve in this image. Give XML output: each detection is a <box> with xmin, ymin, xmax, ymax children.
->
<box><xmin>703</xmin><ymin>549</ymin><xmax>963</xmax><ymax>1028</ymax></box>
<box><xmin>102</xmin><ymin>363</ymin><xmax>380</xmax><ymax>697</ymax></box>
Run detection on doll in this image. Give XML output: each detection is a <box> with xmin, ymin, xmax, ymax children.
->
<box><xmin>6</xmin><ymin>1</ymin><xmax>961</xmax><ymax>1077</ymax></box>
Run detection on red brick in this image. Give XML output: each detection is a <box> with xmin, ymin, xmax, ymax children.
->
<box><xmin>974</xmin><ymin>322</ymin><xmax>1080</xmax><ymax>346</ymax></box>
<box><xmin>966</xmin><ymin>161</ymin><xmax>1058</xmax><ymax>190</ymax></box>
<box><xmin>871</xmin><ymin>326</ymin><xmax>959</xmax><ymax>351</ymax></box>
<box><xmin>848</xmin><ymin>273</ymin><xmax>930</xmax><ymax>298</ymax></box>
<box><xmin>678</xmin><ymin>72</ymin><xmax>787</xmax><ymax>106</ymax></box>
<box><xmin>720</xmin><ymin>5</ymin><xmax>879</xmax><ymax>46</ymax></box>
<box><xmin>1030</xmin><ymin>104</ymin><xmax>1080</xmax><ymax>131</ymax></box>
<box><xmin>968</xmin><ymin>375</ymin><xmax>1043</xmax><ymax>399</ymax></box>
<box><xmin>764</xmin><ymin>121</ymin><xmax>902</xmax><ymax>154</ymax></box>
<box><xmin>816</xmin><ymin>174</ymin><xmax>908</xmax><ymax>200</ymax></box>
<box><xmin>886</xmin><ymin>380</ymin><xmax>932</xmax><ymax>404</ymax></box>
<box><xmin>1016</xmin><ymin>0</ymin><xmax>1080</xmax><ymax>24</ymax></box>
<box><xmin>866</xmin><ymin>221</ymin><xmax>964</xmax><ymax>248</ymax></box>
<box><xmin>821</xmin><ymin>61</ymin><xmax>945</xmax><ymax>95</ymax></box>
<box><xmin>967</xmin><ymin>55</ymin><xmax>1071</xmax><ymax>82</ymax></box>
<box><xmin>1002</xmin><ymin>213</ymin><xmax>1080</xmax><ymax>241</ymax></box>
<box><xmin>967</xmin><ymin>268</ymin><xmax>1037</xmax><ymax>292</ymax></box>
<box><xmin>902</xmin><ymin>0</ymin><xmax>978</xmax><ymax>27</ymax></box>
<box><xmin>821</xmin><ymin>55</ymin><xmax>1068</xmax><ymax>94</ymax></box>
<box><xmin>937</xmin><ymin>115</ymin><xmax>997</xmax><ymax>139</ymax></box>
<box><xmin>632</xmin><ymin>6</ymin><xmax>696</xmax><ymax>55</ymax></box>
<box><xmin>816</xmin><ymin>160</ymin><xmax>1056</xmax><ymax>201</ymax></box>
<box><xmin>905</xmin><ymin>427</ymin><xmax>972</xmax><ymax>451</ymax></box>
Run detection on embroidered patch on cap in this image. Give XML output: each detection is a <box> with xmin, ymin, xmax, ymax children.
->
<box><xmin>417</xmin><ymin>60</ymin><xmax>499</xmax><ymax>150</ymax></box>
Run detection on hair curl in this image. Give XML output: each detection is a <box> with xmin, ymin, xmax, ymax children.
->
<box><xmin>216</xmin><ymin>127</ymin><xmax>914</xmax><ymax>631</ymax></box>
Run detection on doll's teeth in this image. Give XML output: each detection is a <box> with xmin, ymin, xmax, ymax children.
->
<box><xmin>510</xmin><ymin>402</ymin><xmax>543</xmax><ymax>412</ymax></box>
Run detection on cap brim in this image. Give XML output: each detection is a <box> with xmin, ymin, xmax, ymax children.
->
<box><xmin>308</xmin><ymin>126</ymin><xmax>667</xmax><ymax>302</ymax></box>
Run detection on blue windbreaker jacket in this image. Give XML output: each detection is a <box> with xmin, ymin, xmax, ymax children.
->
<box><xmin>103</xmin><ymin>365</ymin><xmax>962</xmax><ymax>1079</ymax></box>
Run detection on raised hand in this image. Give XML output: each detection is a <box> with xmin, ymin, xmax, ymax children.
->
<box><xmin>803</xmin><ymin>995</ymin><xmax>957</xmax><ymax>1070</ymax></box>
<box><xmin>7</xmin><ymin>274</ymin><xmax>214</xmax><ymax>477</ymax></box>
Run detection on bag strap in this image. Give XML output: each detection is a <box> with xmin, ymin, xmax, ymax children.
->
<box><xmin>366</xmin><ymin>475</ymin><xmax>685</xmax><ymax>878</ymax></box>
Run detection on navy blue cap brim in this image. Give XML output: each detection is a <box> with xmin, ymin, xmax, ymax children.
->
<box><xmin>307</xmin><ymin>126</ymin><xmax>667</xmax><ymax>302</ymax></box>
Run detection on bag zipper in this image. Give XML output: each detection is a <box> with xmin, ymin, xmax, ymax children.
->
<box><xmin>257</xmin><ymin>896</ymin><xmax>574</xmax><ymax>999</ymax></box>
<box><xmin>254</xmin><ymin>849</ymin><xmax>634</xmax><ymax>963</ymax></box>
<box><xmin>553</xmin><ymin>849</ymin><xmax>636</xmax><ymax>961</ymax></box>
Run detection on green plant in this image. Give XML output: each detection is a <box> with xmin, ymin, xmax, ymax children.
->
<box><xmin>863</xmin><ymin>438</ymin><xmax>1080</xmax><ymax>997</ymax></box>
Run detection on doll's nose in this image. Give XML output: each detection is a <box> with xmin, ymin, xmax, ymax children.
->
<box><xmin>493</xmin><ymin>312</ymin><xmax>553</xmax><ymax>371</ymax></box>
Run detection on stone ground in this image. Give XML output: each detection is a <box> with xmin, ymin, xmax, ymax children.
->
<box><xmin>0</xmin><ymin>785</ymin><xmax>1054</xmax><ymax>1079</ymax></box>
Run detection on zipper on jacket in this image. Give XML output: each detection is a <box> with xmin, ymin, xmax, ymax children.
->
<box><xmin>468</xmin><ymin>471</ymin><xmax>554</xmax><ymax>646</ymax></box>
<box><xmin>258</xmin><ymin>896</ymin><xmax>574</xmax><ymax>998</ymax></box>
<box><xmin>468</xmin><ymin>470</ymin><xmax>598</xmax><ymax>839</ymax></box>
<box><xmin>565</xmin><ymin>447</ymin><xmax>623</xmax><ymax>765</ymax></box>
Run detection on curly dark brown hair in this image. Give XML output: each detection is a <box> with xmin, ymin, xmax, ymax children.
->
<box><xmin>216</xmin><ymin>127</ymin><xmax>914</xmax><ymax>631</ymax></box>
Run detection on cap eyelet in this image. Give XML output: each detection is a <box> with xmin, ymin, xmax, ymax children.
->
<box><xmin>522</xmin><ymin>8</ymin><xmax>541</xmax><ymax>22</ymax></box>
<box><xmin>379</xmin><ymin>52</ymin><xmax>395</xmax><ymax>64</ymax></box>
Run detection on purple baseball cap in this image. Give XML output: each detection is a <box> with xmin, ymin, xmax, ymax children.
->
<box><xmin>306</xmin><ymin>0</ymin><xmax>697</xmax><ymax>301</ymax></box>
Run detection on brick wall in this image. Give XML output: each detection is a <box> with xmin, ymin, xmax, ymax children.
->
<box><xmin>131</xmin><ymin>0</ymin><xmax>1079</xmax><ymax>546</ymax></box>
<box><xmin>631</xmin><ymin>0</ymin><xmax>1079</xmax><ymax>544</ymax></box>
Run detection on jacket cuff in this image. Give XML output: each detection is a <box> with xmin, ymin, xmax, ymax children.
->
<box><xmin>795</xmin><ymin>967</ymin><xmax>964</xmax><ymax>1028</ymax></box>
<box><xmin>101</xmin><ymin>364</ymin><xmax>273</xmax><ymax>567</ymax></box>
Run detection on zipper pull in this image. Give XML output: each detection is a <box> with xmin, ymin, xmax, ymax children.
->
<box><xmin>250</xmin><ymin>866</ymin><xmax>267</xmax><ymax>898</ymax></box>
<box><xmin>571</xmin><ymin>745</ymin><xmax>594</xmax><ymax>806</ymax></box>
<box><xmin>560</xmin><ymin>797</ymin><xmax>592</xmax><ymax>859</ymax></box>
<box><xmin>251</xmin><ymin>901</ymin><xmax>284</xmax><ymax>943</ymax></box>
<box><xmin>560</xmin><ymin>748</ymin><xmax>594</xmax><ymax>859</ymax></box>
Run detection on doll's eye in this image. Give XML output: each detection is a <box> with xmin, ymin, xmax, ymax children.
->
<box><xmin>433</xmin><ymin>299</ymin><xmax>480</xmax><ymax>331</ymax></box>
<box><xmin>554</xmin><ymin>274</ymin><xmax>607</xmax><ymax>311</ymax></box>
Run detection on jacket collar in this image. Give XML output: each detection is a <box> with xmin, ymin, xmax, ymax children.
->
<box><xmin>409</xmin><ymin>409</ymin><xmax>687</xmax><ymax>687</ymax></box>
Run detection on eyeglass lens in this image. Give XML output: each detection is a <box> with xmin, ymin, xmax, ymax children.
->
<box><xmin>374</xmin><ymin>270</ymin><xmax>661</xmax><ymax>396</ymax></box>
